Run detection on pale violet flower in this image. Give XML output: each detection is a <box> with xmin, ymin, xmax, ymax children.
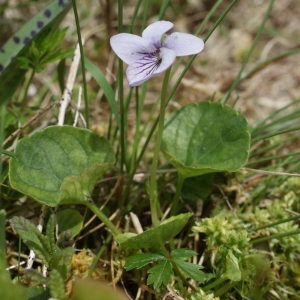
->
<box><xmin>110</xmin><ymin>21</ymin><xmax>204</xmax><ymax>87</ymax></box>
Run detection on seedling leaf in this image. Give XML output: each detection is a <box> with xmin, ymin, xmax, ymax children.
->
<box><xmin>50</xmin><ymin>247</ymin><xmax>74</xmax><ymax>280</ymax></box>
<box><xmin>46</xmin><ymin>214</ymin><xmax>56</xmax><ymax>255</ymax></box>
<box><xmin>49</xmin><ymin>269</ymin><xmax>68</xmax><ymax>300</ymax></box>
<box><xmin>147</xmin><ymin>260</ymin><xmax>173</xmax><ymax>289</ymax></box>
<box><xmin>173</xmin><ymin>259</ymin><xmax>208</xmax><ymax>283</ymax></box>
<box><xmin>11</xmin><ymin>216</ymin><xmax>51</xmax><ymax>267</ymax></box>
<box><xmin>171</xmin><ymin>249</ymin><xmax>197</xmax><ymax>260</ymax></box>
<box><xmin>125</xmin><ymin>253</ymin><xmax>165</xmax><ymax>271</ymax></box>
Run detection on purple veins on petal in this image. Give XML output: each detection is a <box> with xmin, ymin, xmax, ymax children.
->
<box><xmin>127</xmin><ymin>52</ymin><xmax>162</xmax><ymax>86</ymax></box>
<box><xmin>31</xmin><ymin>31</ymin><xmax>37</xmax><ymax>37</ymax></box>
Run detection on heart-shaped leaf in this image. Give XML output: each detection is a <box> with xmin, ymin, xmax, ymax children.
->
<box><xmin>56</xmin><ymin>209</ymin><xmax>83</xmax><ymax>237</ymax></box>
<box><xmin>9</xmin><ymin>126</ymin><xmax>115</xmax><ymax>206</ymax></box>
<box><xmin>181</xmin><ymin>173</ymin><xmax>214</xmax><ymax>202</ymax></box>
<box><xmin>162</xmin><ymin>101</ymin><xmax>250</xmax><ymax>178</ymax></box>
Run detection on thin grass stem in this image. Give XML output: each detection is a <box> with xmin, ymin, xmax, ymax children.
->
<box><xmin>170</xmin><ymin>174</ymin><xmax>185</xmax><ymax>216</ymax></box>
<box><xmin>20</xmin><ymin>68</ymin><xmax>35</xmax><ymax>111</ymax></box>
<box><xmin>220</xmin><ymin>0</ymin><xmax>275</xmax><ymax>104</ymax></box>
<box><xmin>117</xmin><ymin>0</ymin><xmax>125</xmax><ymax>174</ymax></box>
<box><xmin>241</xmin><ymin>49</ymin><xmax>300</xmax><ymax>82</ymax></box>
<box><xmin>149</xmin><ymin>68</ymin><xmax>171</xmax><ymax>227</ymax></box>
<box><xmin>85</xmin><ymin>202</ymin><xmax>120</xmax><ymax>236</ymax></box>
<box><xmin>252</xmin><ymin>125</ymin><xmax>300</xmax><ymax>143</ymax></box>
<box><xmin>71</xmin><ymin>0</ymin><xmax>89</xmax><ymax>128</ymax></box>
<box><xmin>0</xmin><ymin>149</ymin><xmax>15</xmax><ymax>157</ymax></box>
<box><xmin>141</xmin><ymin>0</ymin><xmax>150</xmax><ymax>33</ymax></box>
<box><xmin>252</xmin><ymin>229</ymin><xmax>300</xmax><ymax>244</ymax></box>
<box><xmin>247</xmin><ymin>150</ymin><xmax>300</xmax><ymax>166</ymax></box>
<box><xmin>158</xmin><ymin>0</ymin><xmax>170</xmax><ymax>20</ymax></box>
<box><xmin>255</xmin><ymin>215</ymin><xmax>300</xmax><ymax>231</ymax></box>
<box><xmin>251</xmin><ymin>98</ymin><xmax>300</xmax><ymax>136</ymax></box>
<box><xmin>88</xmin><ymin>234</ymin><xmax>112</xmax><ymax>276</ymax></box>
<box><xmin>250</xmin><ymin>134</ymin><xmax>300</xmax><ymax>158</ymax></box>
<box><xmin>128</xmin><ymin>0</ymin><xmax>143</xmax><ymax>34</ymax></box>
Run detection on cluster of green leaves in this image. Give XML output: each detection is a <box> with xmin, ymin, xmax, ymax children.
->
<box><xmin>125</xmin><ymin>248</ymin><xmax>207</xmax><ymax>289</ymax></box>
<box><xmin>191</xmin><ymin>177</ymin><xmax>300</xmax><ymax>298</ymax></box>
<box><xmin>18</xmin><ymin>27</ymin><xmax>73</xmax><ymax>73</ymax></box>
<box><xmin>11</xmin><ymin>214</ymin><xmax>73</xmax><ymax>299</ymax></box>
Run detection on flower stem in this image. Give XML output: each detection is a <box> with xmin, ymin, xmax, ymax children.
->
<box><xmin>149</xmin><ymin>68</ymin><xmax>171</xmax><ymax>228</ymax></box>
<box><xmin>85</xmin><ymin>202</ymin><xmax>120</xmax><ymax>236</ymax></box>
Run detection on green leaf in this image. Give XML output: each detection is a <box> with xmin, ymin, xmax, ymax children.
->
<box><xmin>48</xmin><ymin>246</ymin><xmax>64</xmax><ymax>270</ymax></box>
<box><xmin>24</xmin><ymin>269</ymin><xmax>49</xmax><ymax>286</ymax></box>
<box><xmin>9</xmin><ymin>125</ymin><xmax>115</xmax><ymax>206</ymax></box>
<box><xmin>46</xmin><ymin>214</ymin><xmax>56</xmax><ymax>255</ymax></box>
<box><xmin>50</xmin><ymin>247</ymin><xmax>74</xmax><ymax>280</ymax></box>
<box><xmin>11</xmin><ymin>216</ymin><xmax>51</xmax><ymax>267</ymax></box>
<box><xmin>49</xmin><ymin>269</ymin><xmax>68</xmax><ymax>300</ymax></box>
<box><xmin>84</xmin><ymin>58</ymin><xmax>121</xmax><ymax>129</ymax></box>
<box><xmin>171</xmin><ymin>249</ymin><xmax>197</xmax><ymax>260</ymax></box>
<box><xmin>181</xmin><ymin>174</ymin><xmax>214</xmax><ymax>202</ymax></box>
<box><xmin>58</xmin><ymin>163</ymin><xmax>112</xmax><ymax>205</ymax></box>
<box><xmin>147</xmin><ymin>260</ymin><xmax>173</xmax><ymax>289</ymax></box>
<box><xmin>27</xmin><ymin>286</ymin><xmax>51</xmax><ymax>300</ymax></box>
<box><xmin>162</xmin><ymin>101</ymin><xmax>250</xmax><ymax>178</ymax></box>
<box><xmin>125</xmin><ymin>253</ymin><xmax>165</xmax><ymax>271</ymax></box>
<box><xmin>173</xmin><ymin>259</ymin><xmax>208</xmax><ymax>283</ymax></box>
<box><xmin>115</xmin><ymin>212</ymin><xmax>193</xmax><ymax>249</ymax></box>
<box><xmin>56</xmin><ymin>209</ymin><xmax>83</xmax><ymax>237</ymax></box>
<box><xmin>20</xmin><ymin>28</ymin><xmax>74</xmax><ymax>73</ymax></box>
<box><xmin>225</xmin><ymin>251</ymin><xmax>241</xmax><ymax>281</ymax></box>
<box><xmin>0</xmin><ymin>0</ymin><xmax>72</xmax><ymax>105</ymax></box>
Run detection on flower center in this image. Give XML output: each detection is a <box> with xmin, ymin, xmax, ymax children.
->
<box><xmin>153</xmin><ymin>49</ymin><xmax>162</xmax><ymax>63</ymax></box>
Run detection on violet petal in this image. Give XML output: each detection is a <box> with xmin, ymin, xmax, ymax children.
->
<box><xmin>142</xmin><ymin>20</ymin><xmax>173</xmax><ymax>48</ymax></box>
<box><xmin>126</xmin><ymin>52</ymin><xmax>159</xmax><ymax>86</ymax></box>
<box><xmin>163</xmin><ymin>32</ymin><xmax>204</xmax><ymax>56</ymax></box>
<box><xmin>110</xmin><ymin>33</ymin><xmax>156</xmax><ymax>64</ymax></box>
